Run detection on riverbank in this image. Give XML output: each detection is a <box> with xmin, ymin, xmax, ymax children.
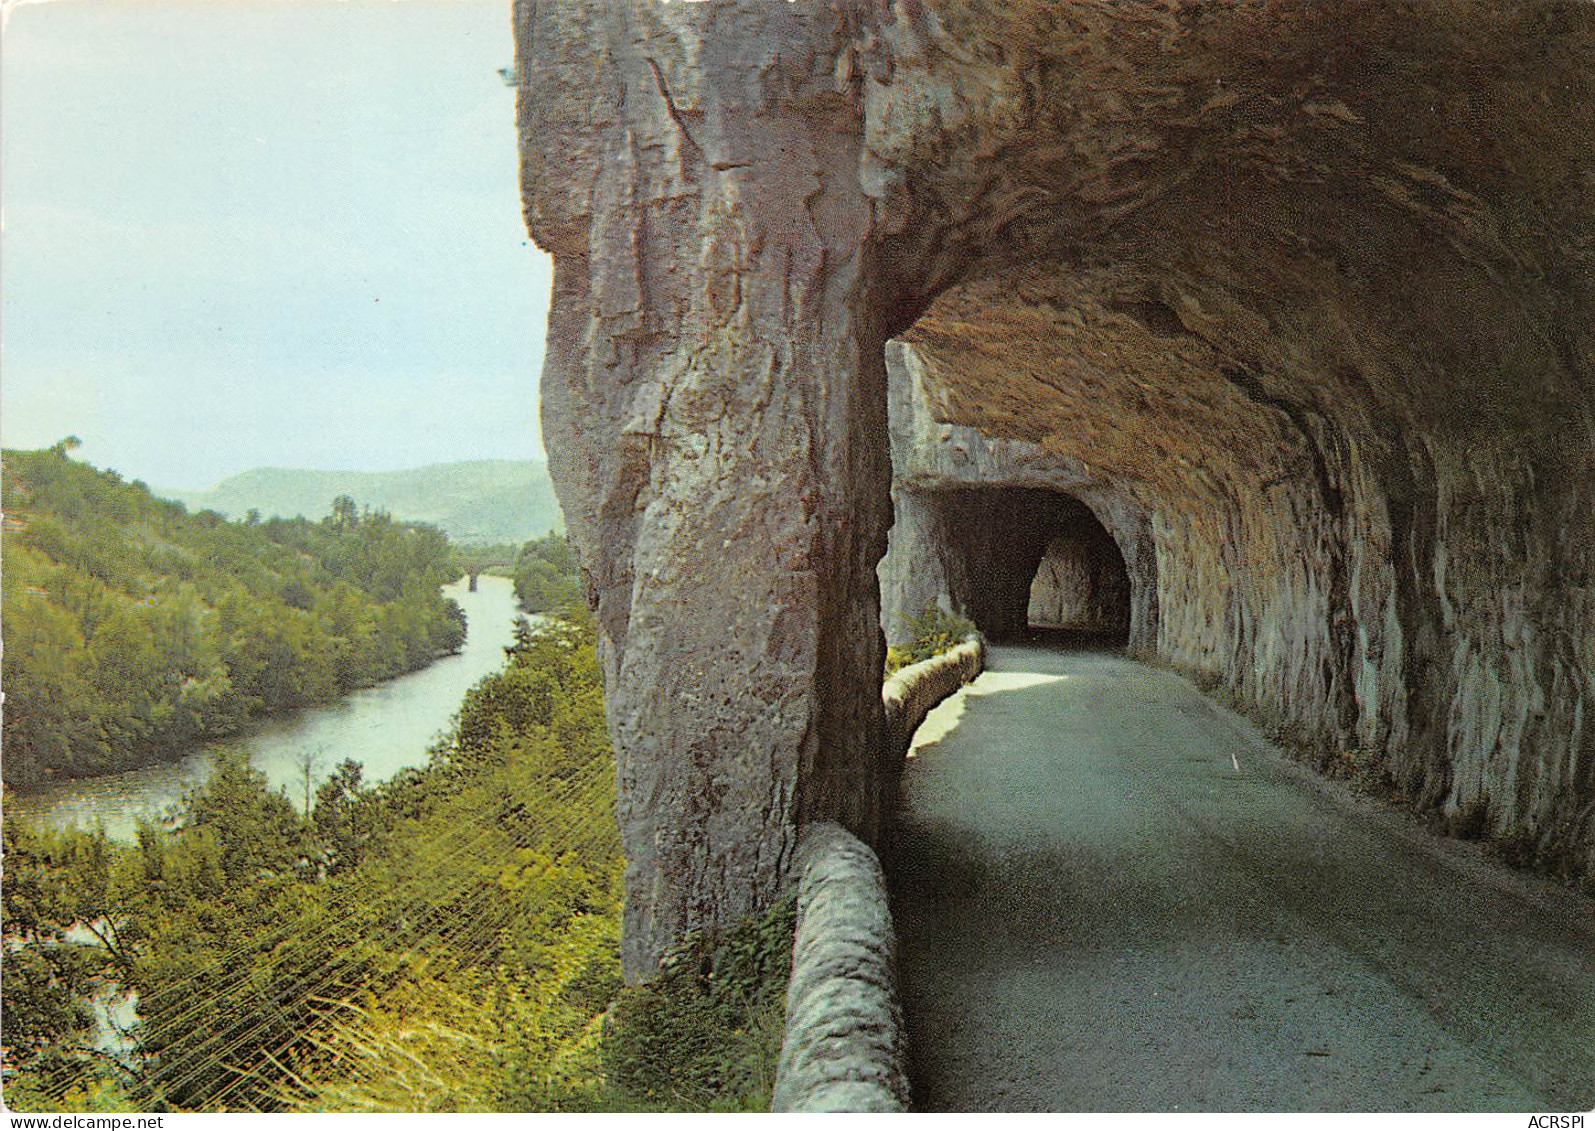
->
<box><xmin>3</xmin><ymin>575</ymin><xmax>522</xmax><ymax>840</ymax></box>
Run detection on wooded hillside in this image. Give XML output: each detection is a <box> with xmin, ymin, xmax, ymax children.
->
<box><xmin>1</xmin><ymin>445</ymin><xmax>466</xmax><ymax>784</ymax></box>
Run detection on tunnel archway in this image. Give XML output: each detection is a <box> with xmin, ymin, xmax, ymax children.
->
<box><xmin>880</xmin><ymin>484</ymin><xmax>1133</xmax><ymax>646</ymax></box>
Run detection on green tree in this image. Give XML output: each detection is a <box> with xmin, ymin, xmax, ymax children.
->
<box><xmin>512</xmin><ymin>534</ymin><xmax>586</xmax><ymax>620</ymax></box>
<box><xmin>312</xmin><ymin>759</ymin><xmax>374</xmax><ymax>875</ymax></box>
<box><xmin>0</xmin><ymin>817</ymin><xmax>134</xmax><ymax>1102</ymax></box>
<box><xmin>329</xmin><ymin>494</ymin><xmax>360</xmax><ymax>533</ymax></box>
<box><xmin>181</xmin><ymin>749</ymin><xmax>310</xmax><ymax>887</ymax></box>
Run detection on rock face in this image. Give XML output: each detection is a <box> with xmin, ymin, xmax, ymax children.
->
<box><xmin>515</xmin><ymin>0</ymin><xmax>1595</xmax><ymax>975</ymax></box>
<box><xmin>1028</xmin><ymin>526</ymin><xmax>1131</xmax><ymax>635</ymax></box>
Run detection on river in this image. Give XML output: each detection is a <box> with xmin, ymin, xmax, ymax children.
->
<box><xmin>4</xmin><ymin>575</ymin><xmax>523</xmax><ymax>840</ymax></box>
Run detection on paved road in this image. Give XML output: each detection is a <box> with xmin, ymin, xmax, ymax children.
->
<box><xmin>889</xmin><ymin>643</ymin><xmax>1595</xmax><ymax>1112</ymax></box>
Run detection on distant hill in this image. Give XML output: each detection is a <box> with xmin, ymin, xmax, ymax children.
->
<box><xmin>160</xmin><ymin>459</ymin><xmax>563</xmax><ymax>546</ymax></box>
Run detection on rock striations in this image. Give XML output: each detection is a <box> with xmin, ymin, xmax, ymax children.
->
<box><xmin>515</xmin><ymin>0</ymin><xmax>1595</xmax><ymax>975</ymax></box>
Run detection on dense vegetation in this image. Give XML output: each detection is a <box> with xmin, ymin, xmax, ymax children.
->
<box><xmin>3</xmin><ymin>543</ymin><xmax>792</xmax><ymax>1113</ymax></box>
<box><xmin>0</xmin><ymin>614</ymin><xmax>616</xmax><ymax>1112</ymax></box>
<box><xmin>160</xmin><ymin>459</ymin><xmax>563</xmax><ymax>547</ymax></box>
<box><xmin>603</xmin><ymin>897</ymin><xmax>796</xmax><ymax>1110</ymax></box>
<box><xmin>1</xmin><ymin>444</ymin><xmax>466</xmax><ymax>785</ymax></box>
<box><xmin>512</xmin><ymin>534</ymin><xmax>586</xmax><ymax>621</ymax></box>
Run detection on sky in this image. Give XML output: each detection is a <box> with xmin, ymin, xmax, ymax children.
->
<box><xmin>1</xmin><ymin>0</ymin><xmax>554</xmax><ymax>489</ymax></box>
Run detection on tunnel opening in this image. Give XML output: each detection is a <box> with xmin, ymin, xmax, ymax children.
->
<box><xmin>1026</xmin><ymin>512</ymin><xmax>1131</xmax><ymax>645</ymax></box>
<box><xmin>516</xmin><ymin>1</ymin><xmax>1595</xmax><ymax>975</ymax></box>
<box><xmin>884</xmin><ymin>486</ymin><xmax>1133</xmax><ymax>647</ymax></box>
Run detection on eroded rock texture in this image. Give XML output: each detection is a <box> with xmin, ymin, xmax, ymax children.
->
<box><xmin>516</xmin><ymin>0</ymin><xmax>1595</xmax><ymax>973</ymax></box>
<box><xmin>1029</xmin><ymin>523</ymin><xmax>1131</xmax><ymax>635</ymax></box>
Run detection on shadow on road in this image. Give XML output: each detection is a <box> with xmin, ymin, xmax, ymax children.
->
<box><xmin>887</xmin><ymin>644</ymin><xmax>1595</xmax><ymax>1112</ymax></box>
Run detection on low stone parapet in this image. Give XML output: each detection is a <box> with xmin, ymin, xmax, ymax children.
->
<box><xmin>769</xmin><ymin>822</ymin><xmax>909</xmax><ymax>1112</ymax></box>
<box><xmin>882</xmin><ymin>633</ymin><xmax>985</xmax><ymax>759</ymax></box>
<box><xmin>771</xmin><ymin>635</ymin><xmax>985</xmax><ymax>1112</ymax></box>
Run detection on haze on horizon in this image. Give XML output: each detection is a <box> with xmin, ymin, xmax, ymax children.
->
<box><xmin>1</xmin><ymin>0</ymin><xmax>553</xmax><ymax>490</ymax></box>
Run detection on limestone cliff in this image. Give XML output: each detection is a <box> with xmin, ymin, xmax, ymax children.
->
<box><xmin>516</xmin><ymin>0</ymin><xmax>1595</xmax><ymax>974</ymax></box>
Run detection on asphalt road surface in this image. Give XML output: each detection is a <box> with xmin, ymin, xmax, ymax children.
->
<box><xmin>889</xmin><ymin>643</ymin><xmax>1595</xmax><ymax>1112</ymax></box>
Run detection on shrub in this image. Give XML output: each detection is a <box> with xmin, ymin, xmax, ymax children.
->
<box><xmin>887</xmin><ymin>605</ymin><xmax>977</xmax><ymax>675</ymax></box>
<box><xmin>1330</xmin><ymin>746</ymin><xmax>1395</xmax><ymax>795</ymax></box>
<box><xmin>1449</xmin><ymin>798</ymin><xmax>1493</xmax><ymax>841</ymax></box>
<box><xmin>603</xmin><ymin>895</ymin><xmax>797</xmax><ymax>1112</ymax></box>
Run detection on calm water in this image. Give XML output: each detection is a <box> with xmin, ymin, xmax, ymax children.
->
<box><xmin>4</xmin><ymin>575</ymin><xmax>523</xmax><ymax>840</ymax></box>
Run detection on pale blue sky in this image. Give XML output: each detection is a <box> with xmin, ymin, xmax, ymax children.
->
<box><xmin>1</xmin><ymin>0</ymin><xmax>552</xmax><ymax>488</ymax></box>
